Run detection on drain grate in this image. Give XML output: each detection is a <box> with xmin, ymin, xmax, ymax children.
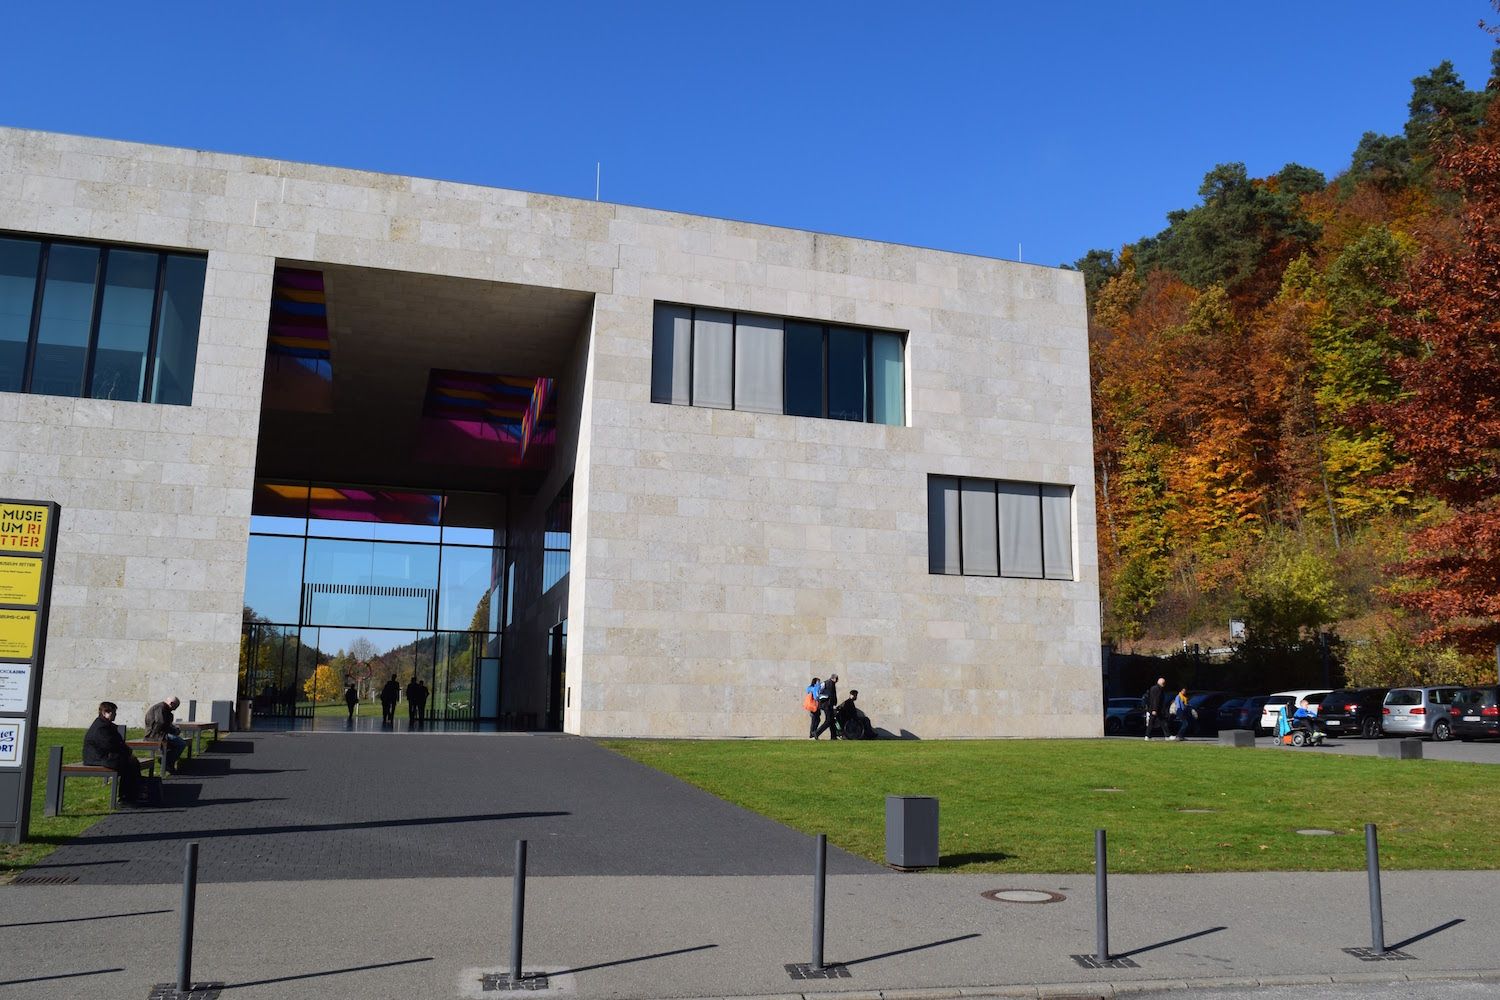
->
<box><xmin>1070</xmin><ymin>953</ymin><xmax>1140</xmax><ymax>969</ymax></box>
<box><xmin>1343</xmin><ymin>947</ymin><xmax>1415</xmax><ymax>962</ymax></box>
<box><xmin>14</xmin><ymin>874</ymin><xmax>79</xmax><ymax>885</ymax></box>
<box><xmin>480</xmin><ymin>972</ymin><xmax>551</xmax><ymax>991</ymax></box>
<box><xmin>148</xmin><ymin>983</ymin><xmax>224</xmax><ymax>1000</ymax></box>
<box><xmin>785</xmin><ymin>963</ymin><xmax>850</xmax><ymax>980</ymax></box>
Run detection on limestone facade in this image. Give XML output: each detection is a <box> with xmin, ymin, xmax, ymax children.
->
<box><xmin>0</xmin><ymin>127</ymin><xmax>1099</xmax><ymax>736</ymax></box>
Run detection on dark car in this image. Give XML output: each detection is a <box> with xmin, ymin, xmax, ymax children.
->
<box><xmin>1216</xmin><ymin>697</ymin><xmax>1248</xmax><ymax>732</ymax></box>
<box><xmin>1227</xmin><ymin>696</ymin><xmax>1272</xmax><ymax>733</ymax></box>
<box><xmin>1185</xmin><ymin>691</ymin><xmax>1236</xmax><ymax>736</ymax></box>
<box><xmin>1314</xmin><ymin>687</ymin><xmax>1390</xmax><ymax>739</ymax></box>
<box><xmin>1104</xmin><ymin>697</ymin><xmax>1144</xmax><ymax>736</ymax></box>
<box><xmin>1449</xmin><ymin>686</ymin><xmax>1500</xmax><ymax>740</ymax></box>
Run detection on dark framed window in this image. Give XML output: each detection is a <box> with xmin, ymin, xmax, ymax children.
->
<box><xmin>651</xmin><ymin>303</ymin><xmax>904</xmax><ymax>426</ymax></box>
<box><xmin>928</xmin><ymin>475</ymin><xmax>1074</xmax><ymax>580</ymax></box>
<box><xmin>0</xmin><ymin>233</ymin><xmax>207</xmax><ymax>405</ymax></box>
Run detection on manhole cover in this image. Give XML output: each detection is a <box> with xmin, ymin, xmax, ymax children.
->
<box><xmin>1296</xmin><ymin>828</ymin><xmax>1338</xmax><ymax>836</ymax></box>
<box><xmin>981</xmin><ymin>888</ymin><xmax>1066</xmax><ymax>904</ymax></box>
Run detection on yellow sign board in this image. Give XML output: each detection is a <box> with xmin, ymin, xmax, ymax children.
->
<box><xmin>0</xmin><ymin>609</ymin><xmax>36</xmax><ymax>659</ymax></box>
<box><xmin>0</xmin><ymin>504</ymin><xmax>49</xmax><ymax>556</ymax></box>
<box><xmin>0</xmin><ymin>557</ymin><xmax>42</xmax><ymax>606</ymax></box>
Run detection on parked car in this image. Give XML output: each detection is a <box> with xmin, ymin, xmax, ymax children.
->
<box><xmin>1313</xmin><ymin>688</ymin><xmax>1390</xmax><ymax>739</ymax></box>
<box><xmin>1185</xmin><ymin>691</ymin><xmax>1236</xmax><ymax>736</ymax></box>
<box><xmin>1216</xmin><ymin>697</ymin><xmax>1248</xmax><ymax>732</ymax></box>
<box><xmin>1383</xmin><ymin>686</ymin><xmax>1466</xmax><ymax>741</ymax></box>
<box><xmin>1259</xmin><ymin>690</ymin><xmax>1331</xmax><ymax>733</ymax></box>
<box><xmin>1104</xmin><ymin>697</ymin><xmax>1144</xmax><ymax>736</ymax></box>
<box><xmin>1227</xmin><ymin>696</ymin><xmax>1272</xmax><ymax>733</ymax></box>
<box><xmin>1448</xmin><ymin>686</ymin><xmax>1500</xmax><ymax>741</ymax></box>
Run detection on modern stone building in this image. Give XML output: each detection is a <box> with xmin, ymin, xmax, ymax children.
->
<box><xmin>0</xmin><ymin>127</ymin><xmax>1100</xmax><ymax>738</ymax></box>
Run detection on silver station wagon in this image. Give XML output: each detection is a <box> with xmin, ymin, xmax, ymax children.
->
<box><xmin>1382</xmin><ymin>686</ymin><xmax>1465</xmax><ymax>741</ymax></box>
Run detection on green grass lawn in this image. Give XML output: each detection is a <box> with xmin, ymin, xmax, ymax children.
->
<box><xmin>601</xmin><ymin>738</ymin><xmax>1500</xmax><ymax>873</ymax></box>
<box><xmin>0</xmin><ymin>727</ymin><xmax>112</xmax><ymax>878</ymax></box>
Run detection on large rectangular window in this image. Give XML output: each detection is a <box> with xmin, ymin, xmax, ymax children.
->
<box><xmin>928</xmin><ymin>475</ymin><xmax>1074</xmax><ymax>580</ymax></box>
<box><xmin>652</xmin><ymin>303</ymin><xmax>903</xmax><ymax>426</ymax></box>
<box><xmin>0</xmin><ymin>233</ymin><xmax>207</xmax><ymax>405</ymax></box>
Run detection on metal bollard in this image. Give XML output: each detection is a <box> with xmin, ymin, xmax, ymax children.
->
<box><xmin>812</xmin><ymin>833</ymin><xmax>827</xmax><ymax>970</ymax></box>
<box><xmin>510</xmin><ymin>839</ymin><xmax>528</xmax><ymax>983</ymax></box>
<box><xmin>177</xmin><ymin>841</ymin><xmax>199</xmax><ymax>991</ymax></box>
<box><xmin>1365</xmin><ymin>823</ymin><xmax>1385</xmax><ymax>955</ymax></box>
<box><xmin>1095</xmin><ymin>828</ymin><xmax>1110</xmax><ymax>961</ymax></box>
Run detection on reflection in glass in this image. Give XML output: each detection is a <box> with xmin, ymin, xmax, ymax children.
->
<box><xmin>244</xmin><ymin>535</ymin><xmax>305</xmax><ymax>624</ymax></box>
<box><xmin>151</xmin><ymin>254</ymin><xmax>207</xmax><ymax>405</ymax></box>
<box><xmin>440</xmin><ymin>546</ymin><xmax>494</xmax><ymax>631</ymax></box>
<box><xmin>32</xmin><ymin>244</ymin><xmax>98</xmax><ymax>397</ymax></box>
<box><xmin>784</xmin><ymin>322</ymin><xmax>823</xmax><ymax>418</ymax></box>
<box><xmin>303</xmin><ymin>538</ymin><xmax>440</xmax><ymax>629</ymax></box>
<box><xmin>0</xmin><ymin>238</ymin><xmax>40</xmax><ymax>393</ymax></box>
<box><xmin>871</xmin><ymin>332</ymin><xmax>903</xmax><ymax>426</ymax></box>
<box><xmin>91</xmin><ymin>249</ymin><xmax>157</xmax><ymax>400</ymax></box>
<box><xmin>441</xmin><ymin>491</ymin><xmax>504</xmax><ymax>547</ymax></box>
<box><xmin>826</xmin><ymin>327</ymin><xmax>867</xmax><ymax>421</ymax></box>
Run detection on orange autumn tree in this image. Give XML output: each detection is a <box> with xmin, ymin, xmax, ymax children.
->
<box><xmin>1379</xmin><ymin>104</ymin><xmax>1500</xmax><ymax>652</ymax></box>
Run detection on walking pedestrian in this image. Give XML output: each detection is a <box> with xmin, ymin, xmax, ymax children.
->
<box><xmin>815</xmin><ymin>673</ymin><xmax>841</xmax><ymax>740</ymax></box>
<box><xmin>380</xmin><ymin>674</ymin><xmax>400</xmax><ymax>725</ymax></box>
<box><xmin>1143</xmin><ymin>677</ymin><xmax>1168</xmax><ymax>741</ymax></box>
<box><xmin>344</xmin><ymin>682</ymin><xmax>358</xmax><ymax>721</ymax></box>
<box><xmin>1170</xmin><ymin>687</ymin><xmax>1192</xmax><ymax>741</ymax></box>
<box><xmin>805</xmin><ymin>677</ymin><xmax>823</xmax><ymax>738</ymax></box>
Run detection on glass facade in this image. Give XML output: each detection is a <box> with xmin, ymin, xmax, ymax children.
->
<box><xmin>241</xmin><ymin>482</ymin><xmax>505</xmax><ymax>722</ymax></box>
<box><xmin>0</xmin><ymin>234</ymin><xmax>207</xmax><ymax>404</ymax></box>
<box><xmin>652</xmin><ymin>304</ymin><xmax>904</xmax><ymax>426</ymax></box>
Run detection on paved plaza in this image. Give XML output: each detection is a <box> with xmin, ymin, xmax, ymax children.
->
<box><xmin>4</xmin><ymin>733</ymin><xmax>1500</xmax><ymax>999</ymax></box>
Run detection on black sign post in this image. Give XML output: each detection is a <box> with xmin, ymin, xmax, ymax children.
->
<box><xmin>0</xmin><ymin>499</ymin><xmax>61</xmax><ymax>845</ymax></box>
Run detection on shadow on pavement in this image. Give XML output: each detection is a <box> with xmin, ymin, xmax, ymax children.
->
<box><xmin>1118</xmin><ymin>925</ymin><xmax>1227</xmax><ymax>959</ymax></box>
<box><xmin>1390</xmin><ymin>918</ymin><xmax>1465</xmax><ymax>951</ymax></box>
<box><xmin>69</xmin><ymin>811</ymin><xmax>572</xmax><ymax>846</ymax></box>
<box><xmin>940</xmin><ymin>851</ymin><xmax>1015</xmax><ymax>866</ymax></box>
<box><xmin>0</xmin><ymin>908</ymin><xmax>171</xmax><ymax>929</ymax></box>
<box><xmin>552</xmin><ymin>943</ymin><xmax>718</xmax><ymax>976</ymax></box>
<box><xmin>221</xmin><ymin>956</ymin><xmax>433</xmax><ymax>988</ymax></box>
<box><xmin>205</xmin><ymin>740</ymin><xmax>254</xmax><ymax>754</ymax></box>
<box><xmin>843</xmin><ymin>933</ymin><xmax>982</xmax><ymax>966</ymax></box>
<box><xmin>0</xmin><ymin>968</ymin><xmax>124</xmax><ymax>987</ymax></box>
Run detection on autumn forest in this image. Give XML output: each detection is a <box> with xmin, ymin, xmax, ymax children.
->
<box><xmin>1077</xmin><ymin>45</ymin><xmax>1500</xmax><ymax>689</ymax></box>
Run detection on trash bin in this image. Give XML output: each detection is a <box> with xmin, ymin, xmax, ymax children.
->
<box><xmin>885</xmin><ymin>795</ymin><xmax>939</xmax><ymax>870</ymax></box>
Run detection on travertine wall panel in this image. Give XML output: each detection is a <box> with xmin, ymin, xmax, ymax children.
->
<box><xmin>3</xmin><ymin>127</ymin><xmax>1098</xmax><ymax>736</ymax></box>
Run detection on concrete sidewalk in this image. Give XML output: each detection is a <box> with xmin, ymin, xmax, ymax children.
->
<box><xmin>4</xmin><ymin>870</ymin><xmax>1498</xmax><ymax>998</ymax></box>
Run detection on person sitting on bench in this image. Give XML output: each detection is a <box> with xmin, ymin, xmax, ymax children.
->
<box><xmin>82</xmin><ymin>701</ymin><xmax>145</xmax><ymax>805</ymax></box>
<box><xmin>144</xmin><ymin>696</ymin><xmax>187</xmax><ymax>774</ymax></box>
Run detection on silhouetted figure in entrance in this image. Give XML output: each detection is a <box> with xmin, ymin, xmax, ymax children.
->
<box><xmin>380</xmin><ymin>675</ymin><xmax>400</xmax><ymax>725</ymax></box>
<box><xmin>413</xmin><ymin>679</ymin><xmax>429</xmax><ymax>726</ymax></box>
<box><xmin>83</xmin><ymin>701</ymin><xmax>145</xmax><ymax>805</ymax></box>
<box><xmin>344</xmin><ymin>682</ymin><xmax>358</xmax><ymax>721</ymax></box>
<box><xmin>405</xmin><ymin>677</ymin><xmax>423</xmax><ymax>726</ymax></box>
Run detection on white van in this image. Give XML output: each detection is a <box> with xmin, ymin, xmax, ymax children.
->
<box><xmin>1259</xmin><ymin>690</ymin><xmax>1332</xmax><ymax>733</ymax></box>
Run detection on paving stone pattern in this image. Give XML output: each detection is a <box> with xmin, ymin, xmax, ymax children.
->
<box><xmin>32</xmin><ymin>733</ymin><xmax>885</xmax><ymax>884</ymax></box>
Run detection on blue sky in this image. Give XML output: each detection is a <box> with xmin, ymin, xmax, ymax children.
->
<box><xmin>4</xmin><ymin>2</ymin><xmax>1495</xmax><ymax>267</ymax></box>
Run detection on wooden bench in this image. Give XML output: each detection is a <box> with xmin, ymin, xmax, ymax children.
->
<box><xmin>127</xmin><ymin>738</ymin><xmax>166</xmax><ymax>774</ymax></box>
<box><xmin>44</xmin><ymin>745</ymin><xmax>157</xmax><ymax>816</ymax></box>
<box><xmin>177</xmin><ymin>721</ymin><xmax>219</xmax><ymax>758</ymax></box>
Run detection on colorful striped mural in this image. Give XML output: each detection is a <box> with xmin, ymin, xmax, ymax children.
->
<box><xmin>263</xmin><ymin>267</ymin><xmax>333</xmax><ymax>412</ymax></box>
<box><xmin>420</xmin><ymin>369</ymin><xmax>556</xmax><ymax>469</ymax></box>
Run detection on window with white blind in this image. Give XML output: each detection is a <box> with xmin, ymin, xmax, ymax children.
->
<box><xmin>650</xmin><ymin>303</ymin><xmax>904</xmax><ymax>426</ymax></box>
<box><xmin>928</xmin><ymin>476</ymin><xmax>1074</xmax><ymax>580</ymax></box>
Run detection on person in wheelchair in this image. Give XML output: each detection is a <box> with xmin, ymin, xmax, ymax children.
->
<box><xmin>835</xmin><ymin>690</ymin><xmax>876</xmax><ymax>740</ymax></box>
<box><xmin>1276</xmin><ymin>699</ymin><xmax>1324</xmax><ymax>746</ymax></box>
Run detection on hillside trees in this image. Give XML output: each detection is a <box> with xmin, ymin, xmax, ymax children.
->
<box><xmin>1083</xmin><ymin>52</ymin><xmax>1500</xmax><ymax>672</ymax></box>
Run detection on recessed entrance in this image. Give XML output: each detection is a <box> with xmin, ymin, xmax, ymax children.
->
<box><xmin>240</xmin><ymin>261</ymin><xmax>593</xmax><ymax>731</ymax></box>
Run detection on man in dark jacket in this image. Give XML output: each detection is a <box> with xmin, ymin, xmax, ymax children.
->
<box><xmin>344</xmin><ymin>682</ymin><xmax>358</xmax><ymax>721</ymax></box>
<box><xmin>144</xmin><ymin>696</ymin><xmax>185</xmax><ymax>773</ymax></box>
<box><xmin>405</xmin><ymin>677</ymin><xmax>423</xmax><ymax>726</ymax></box>
<box><xmin>1143</xmin><ymin>677</ymin><xmax>1169</xmax><ymax>741</ymax></box>
<box><xmin>380</xmin><ymin>675</ymin><xmax>401</xmax><ymax>724</ymax></box>
<box><xmin>413</xmin><ymin>679</ymin><xmax>429</xmax><ymax>726</ymax></box>
<box><xmin>814</xmin><ymin>673</ymin><xmax>841</xmax><ymax>739</ymax></box>
<box><xmin>83</xmin><ymin>702</ymin><xmax>143</xmax><ymax>804</ymax></box>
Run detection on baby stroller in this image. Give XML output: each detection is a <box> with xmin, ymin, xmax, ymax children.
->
<box><xmin>1274</xmin><ymin>705</ymin><xmax>1325</xmax><ymax>747</ymax></box>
